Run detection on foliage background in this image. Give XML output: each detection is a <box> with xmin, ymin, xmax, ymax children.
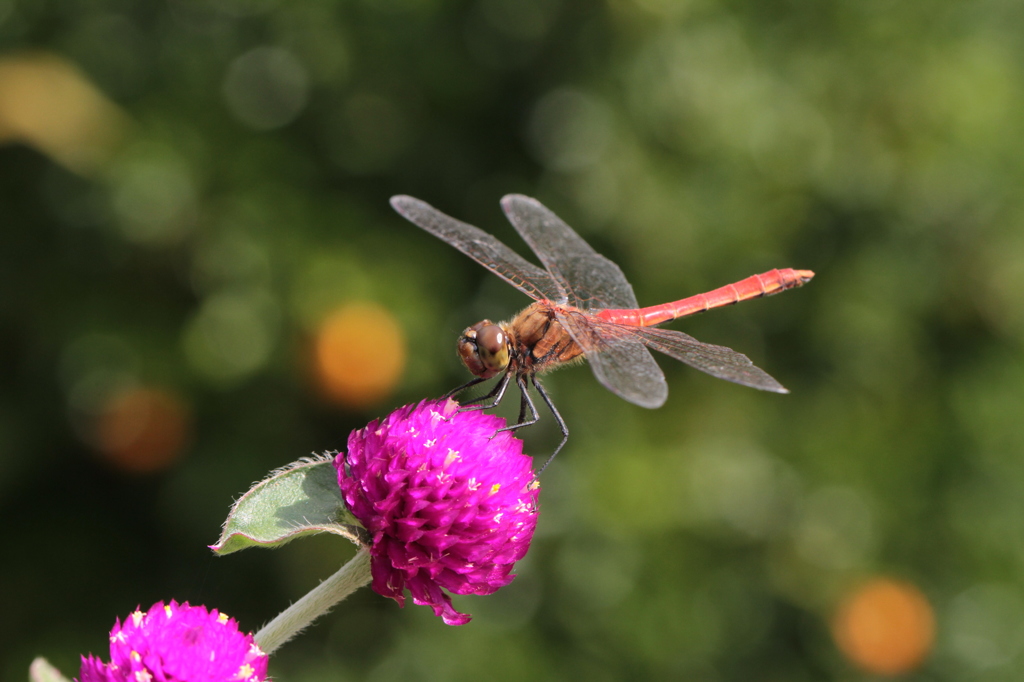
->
<box><xmin>2</xmin><ymin>0</ymin><xmax>1023</xmax><ymax>680</ymax></box>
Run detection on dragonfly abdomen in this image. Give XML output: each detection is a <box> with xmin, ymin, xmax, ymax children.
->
<box><xmin>597</xmin><ymin>268</ymin><xmax>814</xmax><ymax>327</ymax></box>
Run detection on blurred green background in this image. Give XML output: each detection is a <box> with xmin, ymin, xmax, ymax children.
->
<box><xmin>2</xmin><ymin>0</ymin><xmax>1023</xmax><ymax>680</ymax></box>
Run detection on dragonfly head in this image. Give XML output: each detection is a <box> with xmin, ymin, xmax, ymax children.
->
<box><xmin>458</xmin><ymin>321</ymin><xmax>511</xmax><ymax>379</ymax></box>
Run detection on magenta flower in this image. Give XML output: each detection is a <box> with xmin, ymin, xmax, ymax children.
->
<box><xmin>77</xmin><ymin>600</ymin><xmax>268</xmax><ymax>682</ymax></box>
<box><xmin>336</xmin><ymin>398</ymin><xmax>539</xmax><ymax>625</ymax></box>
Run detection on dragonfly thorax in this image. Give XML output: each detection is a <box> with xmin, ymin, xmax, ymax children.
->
<box><xmin>458</xmin><ymin>321</ymin><xmax>511</xmax><ymax>379</ymax></box>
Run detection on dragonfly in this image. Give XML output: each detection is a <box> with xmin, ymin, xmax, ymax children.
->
<box><xmin>391</xmin><ymin>194</ymin><xmax>813</xmax><ymax>471</ymax></box>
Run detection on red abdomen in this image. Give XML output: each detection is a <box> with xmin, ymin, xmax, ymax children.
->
<box><xmin>596</xmin><ymin>268</ymin><xmax>814</xmax><ymax>327</ymax></box>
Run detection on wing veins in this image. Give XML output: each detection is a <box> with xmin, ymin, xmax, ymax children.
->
<box><xmin>625</xmin><ymin>325</ymin><xmax>788</xmax><ymax>393</ymax></box>
<box><xmin>501</xmin><ymin>195</ymin><xmax>638</xmax><ymax>310</ymax></box>
<box><xmin>556</xmin><ymin>310</ymin><xmax>668</xmax><ymax>408</ymax></box>
<box><xmin>391</xmin><ymin>195</ymin><xmax>565</xmax><ymax>302</ymax></box>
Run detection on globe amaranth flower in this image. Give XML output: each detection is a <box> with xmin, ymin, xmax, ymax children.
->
<box><xmin>77</xmin><ymin>600</ymin><xmax>268</xmax><ymax>682</ymax></box>
<box><xmin>336</xmin><ymin>398</ymin><xmax>539</xmax><ymax>625</ymax></box>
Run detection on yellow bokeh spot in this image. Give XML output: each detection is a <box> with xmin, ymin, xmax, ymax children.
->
<box><xmin>95</xmin><ymin>387</ymin><xmax>192</xmax><ymax>474</ymax></box>
<box><xmin>314</xmin><ymin>302</ymin><xmax>406</xmax><ymax>409</ymax></box>
<box><xmin>0</xmin><ymin>52</ymin><xmax>128</xmax><ymax>175</ymax></box>
<box><xmin>832</xmin><ymin>577</ymin><xmax>935</xmax><ymax>675</ymax></box>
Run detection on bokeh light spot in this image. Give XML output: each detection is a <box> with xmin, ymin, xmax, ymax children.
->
<box><xmin>0</xmin><ymin>52</ymin><xmax>128</xmax><ymax>174</ymax></box>
<box><xmin>685</xmin><ymin>440</ymin><xmax>797</xmax><ymax>539</ymax></box>
<box><xmin>95</xmin><ymin>387</ymin><xmax>192</xmax><ymax>474</ymax></box>
<box><xmin>183</xmin><ymin>290</ymin><xmax>280</xmax><ymax>385</ymax></box>
<box><xmin>833</xmin><ymin>577</ymin><xmax>935</xmax><ymax>675</ymax></box>
<box><xmin>111</xmin><ymin>151</ymin><xmax>197</xmax><ymax>245</ymax></box>
<box><xmin>314</xmin><ymin>302</ymin><xmax>406</xmax><ymax>409</ymax></box>
<box><xmin>793</xmin><ymin>486</ymin><xmax>875</xmax><ymax>571</ymax></box>
<box><xmin>946</xmin><ymin>583</ymin><xmax>1024</xmax><ymax>671</ymax></box>
<box><xmin>527</xmin><ymin>88</ymin><xmax>613</xmax><ymax>172</ymax></box>
<box><xmin>222</xmin><ymin>46</ymin><xmax>309</xmax><ymax>131</ymax></box>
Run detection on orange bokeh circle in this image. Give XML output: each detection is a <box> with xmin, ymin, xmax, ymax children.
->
<box><xmin>832</xmin><ymin>577</ymin><xmax>935</xmax><ymax>675</ymax></box>
<box><xmin>95</xmin><ymin>387</ymin><xmax>192</xmax><ymax>474</ymax></box>
<box><xmin>314</xmin><ymin>302</ymin><xmax>407</xmax><ymax>408</ymax></box>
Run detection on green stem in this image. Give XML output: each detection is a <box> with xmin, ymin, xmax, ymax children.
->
<box><xmin>254</xmin><ymin>548</ymin><xmax>371</xmax><ymax>655</ymax></box>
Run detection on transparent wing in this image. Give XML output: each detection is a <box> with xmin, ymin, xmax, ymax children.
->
<box><xmin>627</xmin><ymin>325</ymin><xmax>789</xmax><ymax>393</ymax></box>
<box><xmin>557</xmin><ymin>310</ymin><xmax>668</xmax><ymax>409</ymax></box>
<box><xmin>500</xmin><ymin>195</ymin><xmax>638</xmax><ymax>310</ymax></box>
<box><xmin>391</xmin><ymin>195</ymin><xmax>565</xmax><ymax>302</ymax></box>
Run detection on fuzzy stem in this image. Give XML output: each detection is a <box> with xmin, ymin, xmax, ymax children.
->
<box><xmin>254</xmin><ymin>547</ymin><xmax>371</xmax><ymax>655</ymax></box>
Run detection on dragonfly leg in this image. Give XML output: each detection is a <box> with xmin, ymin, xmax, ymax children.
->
<box><xmin>498</xmin><ymin>374</ymin><xmax>540</xmax><ymax>432</ymax></box>
<box><xmin>459</xmin><ymin>371</ymin><xmax>513</xmax><ymax>411</ymax></box>
<box><xmin>444</xmin><ymin>376</ymin><xmax>489</xmax><ymax>401</ymax></box>
<box><xmin>532</xmin><ymin>376</ymin><xmax>568</xmax><ymax>476</ymax></box>
<box><xmin>515</xmin><ymin>375</ymin><xmax>531</xmax><ymax>425</ymax></box>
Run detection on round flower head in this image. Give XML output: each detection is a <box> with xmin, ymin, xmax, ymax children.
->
<box><xmin>77</xmin><ymin>600</ymin><xmax>268</xmax><ymax>682</ymax></box>
<box><xmin>336</xmin><ymin>398</ymin><xmax>539</xmax><ymax>625</ymax></box>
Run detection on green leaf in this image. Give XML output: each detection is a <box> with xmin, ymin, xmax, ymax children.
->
<box><xmin>211</xmin><ymin>455</ymin><xmax>368</xmax><ymax>555</ymax></box>
<box><xmin>29</xmin><ymin>658</ymin><xmax>71</xmax><ymax>682</ymax></box>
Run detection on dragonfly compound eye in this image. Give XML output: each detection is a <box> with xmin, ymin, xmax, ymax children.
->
<box><xmin>476</xmin><ymin>324</ymin><xmax>510</xmax><ymax>373</ymax></box>
<box><xmin>457</xmin><ymin>321</ymin><xmax>509</xmax><ymax>379</ymax></box>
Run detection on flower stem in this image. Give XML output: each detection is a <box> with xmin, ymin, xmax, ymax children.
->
<box><xmin>254</xmin><ymin>547</ymin><xmax>371</xmax><ymax>654</ymax></box>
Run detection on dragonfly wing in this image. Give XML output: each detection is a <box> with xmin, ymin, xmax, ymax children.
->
<box><xmin>391</xmin><ymin>195</ymin><xmax>565</xmax><ymax>302</ymax></box>
<box><xmin>501</xmin><ymin>195</ymin><xmax>639</xmax><ymax>310</ymax></box>
<box><xmin>558</xmin><ymin>310</ymin><xmax>668</xmax><ymax>408</ymax></box>
<box><xmin>628</xmin><ymin>325</ymin><xmax>789</xmax><ymax>393</ymax></box>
